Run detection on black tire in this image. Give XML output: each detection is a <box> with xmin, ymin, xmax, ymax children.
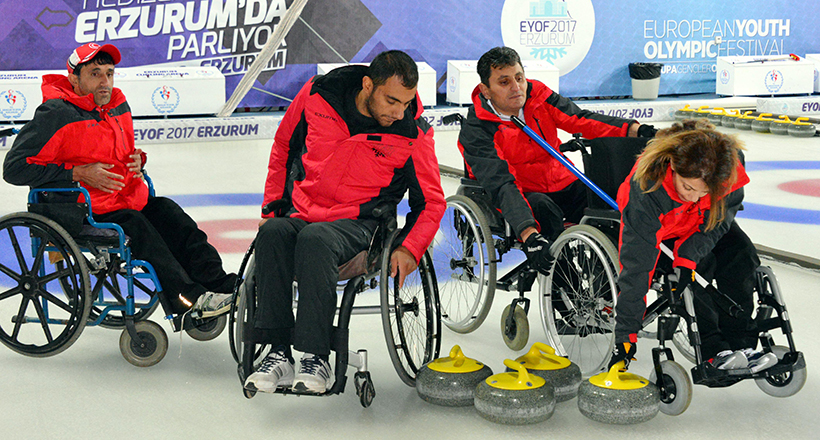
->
<box><xmin>119</xmin><ymin>320</ymin><xmax>168</xmax><ymax>367</ymax></box>
<box><xmin>185</xmin><ymin>315</ymin><xmax>227</xmax><ymax>341</ymax></box>
<box><xmin>232</xmin><ymin>249</ymin><xmax>269</xmax><ymax>390</ymax></box>
<box><xmin>539</xmin><ymin>225</ymin><xmax>619</xmax><ymax>378</ymax></box>
<box><xmin>649</xmin><ymin>360</ymin><xmax>693</xmax><ymax>416</ymax></box>
<box><xmin>430</xmin><ymin>195</ymin><xmax>496</xmax><ymax>333</ymax></box>
<box><xmin>229</xmin><ymin>241</ymin><xmax>256</xmax><ymax>363</ymax></box>
<box><xmin>0</xmin><ymin>213</ymin><xmax>92</xmax><ymax>357</ymax></box>
<box><xmin>380</xmin><ymin>229</ymin><xmax>441</xmax><ymax>386</ymax></box>
<box><xmin>755</xmin><ymin>345</ymin><xmax>807</xmax><ymax>397</ymax></box>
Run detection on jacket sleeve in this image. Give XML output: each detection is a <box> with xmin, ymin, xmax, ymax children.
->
<box><xmin>543</xmin><ymin>90</ymin><xmax>635</xmax><ymax>138</ymax></box>
<box><xmin>458</xmin><ymin>112</ymin><xmax>538</xmax><ymax>238</ymax></box>
<box><xmin>262</xmin><ymin>79</ymin><xmax>312</xmax><ymax>218</ymax></box>
<box><xmin>3</xmin><ymin>101</ymin><xmax>74</xmax><ymax>187</ymax></box>
<box><xmin>615</xmin><ymin>179</ymin><xmax>663</xmax><ymax>340</ymax></box>
<box><xmin>674</xmin><ymin>186</ymin><xmax>744</xmax><ymax>269</ymax></box>
<box><xmin>397</xmin><ymin>124</ymin><xmax>446</xmax><ymax>263</ymax></box>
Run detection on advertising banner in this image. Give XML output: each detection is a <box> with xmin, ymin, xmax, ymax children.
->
<box><xmin>0</xmin><ymin>0</ymin><xmax>816</xmax><ymax>109</ymax></box>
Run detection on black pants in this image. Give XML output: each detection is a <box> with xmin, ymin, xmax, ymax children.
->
<box><xmin>690</xmin><ymin>221</ymin><xmax>761</xmax><ymax>359</ymax></box>
<box><xmin>95</xmin><ymin>196</ymin><xmax>236</xmax><ymax>314</ymax></box>
<box><xmin>249</xmin><ymin>217</ymin><xmax>377</xmax><ymax>356</ymax></box>
<box><xmin>525</xmin><ymin>179</ymin><xmax>587</xmax><ymax>242</ymax></box>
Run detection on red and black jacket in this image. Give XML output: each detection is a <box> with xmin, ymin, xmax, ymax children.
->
<box><xmin>614</xmin><ymin>161</ymin><xmax>750</xmax><ymax>341</ymax></box>
<box><xmin>263</xmin><ymin>65</ymin><xmax>446</xmax><ymax>263</ymax></box>
<box><xmin>457</xmin><ymin>79</ymin><xmax>635</xmax><ymax>237</ymax></box>
<box><xmin>3</xmin><ymin>74</ymin><xmax>147</xmax><ymax>214</ymax></box>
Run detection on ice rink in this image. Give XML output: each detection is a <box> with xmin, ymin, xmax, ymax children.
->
<box><xmin>1</xmin><ymin>117</ymin><xmax>819</xmax><ymax>439</ymax></box>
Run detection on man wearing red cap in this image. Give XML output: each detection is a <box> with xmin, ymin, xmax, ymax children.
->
<box><xmin>3</xmin><ymin>42</ymin><xmax>237</xmax><ymax>325</ymax></box>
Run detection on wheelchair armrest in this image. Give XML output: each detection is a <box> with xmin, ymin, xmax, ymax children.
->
<box><xmin>371</xmin><ymin>202</ymin><xmax>398</xmax><ymax>232</ymax></box>
<box><xmin>262</xmin><ymin>199</ymin><xmax>291</xmax><ymax>216</ymax></box>
<box><xmin>559</xmin><ymin>133</ymin><xmax>590</xmax><ymax>153</ymax></box>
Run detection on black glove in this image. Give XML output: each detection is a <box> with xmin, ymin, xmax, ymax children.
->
<box><xmin>674</xmin><ymin>266</ymin><xmax>695</xmax><ymax>297</ymax></box>
<box><xmin>607</xmin><ymin>340</ymin><xmax>637</xmax><ymax>370</ymax></box>
<box><xmin>637</xmin><ymin>124</ymin><xmax>658</xmax><ymax>138</ymax></box>
<box><xmin>523</xmin><ymin>232</ymin><xmax>554</xmax><ymax>276</ymax></box>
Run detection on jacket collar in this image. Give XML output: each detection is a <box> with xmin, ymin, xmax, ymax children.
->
<box><xmin>41</xmin><ymin>74</ymin><xmax>126</xmax><ymax>112</ymax></box>
<box><xmin>471</xmin><ymin>79</ymin><xmax>550</xmax><ymax>123</ymax></box>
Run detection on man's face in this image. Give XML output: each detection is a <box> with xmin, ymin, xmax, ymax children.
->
<box><xmin>70</xmin><ymin>62</ymin><xmax>115</xmax><ymax>107</ymax></box>
<box><xmin>479</xmin><ymin>63</ymin><xmax>527</xmax><ymax>116</ymax></box>
<box><xmin>363</xmin><ymin>75</ymin><xmax>417</xmax><ymax>127</ymax></box>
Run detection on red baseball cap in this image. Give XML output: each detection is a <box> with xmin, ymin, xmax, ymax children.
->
<box><xmin>67</xmin><ymin>43</ymin><xmax>121</xmax><ymax>73</ymax></box>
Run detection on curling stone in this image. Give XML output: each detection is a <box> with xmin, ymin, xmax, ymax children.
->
<box><xmin>692</xmin><ymin>105</ymin><xmax>712</xmax><ymax>120</ymax></box>
<box><xmin>751</xmin><ymin>113</ymin><xmax>774</xmax><ymax>133</ymax></box>
<box><xmin>721</xmin><ymin>109</ymin><xmax>741</xmax><ymax>128</ymax></box>
<box><xmin>789</xmin><ymin>118</ymin><xmax>817</xmax><ymax>138</ymax></box>
<box><xmin>577</xmin><ymin>362</ymin><xmax>660</xmax><ymax>425</ymax></box>
<box><xmin>475</xmin><ymin>359</ymin><xmax>555</xmax><ymax>425</ymax></box>
<box><xmin>734</xmin><ymin>111</ymin><xmax>755</xmax><ymax>130</ymax></box>
<box><xmin>673</xmin><ymin>104</ymin><xmax>695</xmax><ymax>121</ymax></box>
<box><xmin>416</xmin><ymin>345</ymin><xmax>493</xmax><ymax>407</ymax></box>
<box><xmin>706</xmin><ymin>107</ymin><xmax>725</xmax><ymax>126</ymax></box>
<box><xmin>506</xmin><ymin>342</ymin><xmax>581</xmax><ymax>402</ymax></box>
<box><xmin>769</xmin><ymin>115</ymin><xmax>792</xmax><ymax>135</ymax></box>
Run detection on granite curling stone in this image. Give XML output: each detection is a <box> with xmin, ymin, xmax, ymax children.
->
<box><xmin>734</xmin><ymin>112</ymin><xmax>755</xmax><ymax>130</ymax></box>
<box><xmin>673</xmin><ymin>104</ymin><xmax>695</xmax><ymax>121</ymax></box>
<box><xmin>706</xmin><ymin>108</ymin><xmax>725</xmax><ymax>126</ymax></box>
<box><xmin>506</xmin><ymin>342</ymin><xmax>581</xmax><ymax>402</ymax></box>
<box><xmin>751</xmin><ymin>114</ymin><xmax>773</xmax><ymax>133</ymax></box>
<box><xmin>721</xmin><ymin>109</ymin><xmax>741</xmax><ymax>128</ymax></box>
<box><xmin>691</xmin><ymin>105</ymin><xmax>712</xmax><ymax>120</ymax></box>
<box><xmin>577</xmin><ymin>362</ymin><xmax>660</xmax><ymax>425</ymax></box>
<box><xmin>789</xmin><ymin>118</ymin><xmax>817</xmax><ymax>138</ymax></box>
<box><xmin>475</xmin><ymin>359</ymin><xmax>555</xmax><ymax>425</ymax></box>
<box><xmin>416</xmin><ymin>345</ymin><xmax>493</xmax><ymax>407</ymax></box>
<box><xmin>770</xmin><ymin>115</ymin><xmax>792</xmax><ymax>135</ymax></box>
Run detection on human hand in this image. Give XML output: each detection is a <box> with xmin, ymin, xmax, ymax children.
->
<box><xmin>72</xmin><ymin>163</ymin><xmax>124</xmax><ymax>193</ymax></box>
<box><xmin>390</xmin><ymin>246</ymin><xmax>418</xmax><ymax>289</ymax></box>
<box><xmin>523</xmin><ymin>232</ymin><xmax>554</xmax><ymax>275</ymax></box>
<box><xmin>637</xmin><ymin>124</ymin><xmax>658</xmax><ymax>138</ymax></box>
<box><xmin>673</xmin><ymin>266</ymin><xmax>695</xmax><ymax>297</ymax></box>
<box><xmin>127</xmin><ymin>149</ymin><xmax>144</xmax><ymax>179</ymax></box>
<box><xmin>607</xmin><ymin>340</ymin><xmax>637</xmax><ymax>370</ymax></box>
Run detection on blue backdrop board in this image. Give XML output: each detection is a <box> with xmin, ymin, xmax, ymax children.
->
<box><xmin>0</xmin><ymin>0</ymin><xmax>816</xmax><ymax>108</ymax></box>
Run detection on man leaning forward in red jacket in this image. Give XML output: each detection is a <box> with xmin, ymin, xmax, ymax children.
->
<box><xmin>3</xmin><ymin>43</ymin><xmax>236</xmax><ymax>326</ymax></box>
<box><xmin>458</xmin><ymin>46</ymin><xmax>656</xmax><ymax>273</ymax></box>
<box><xmin>244</xmin><ymin>50</ymin><xmax>446</xmax><ymax>394</ymax></box>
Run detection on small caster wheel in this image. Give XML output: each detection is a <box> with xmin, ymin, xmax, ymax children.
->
<box><xmin>501</xmin><ymin>304</ymin><xmax>529</xmax><ymax>351</ymax></box>
<box><xmin>120</xmin><ymin>320</ymin><xmax>168</xmax><ymax>367</ymax></box>
<box><xmin>355</xmin><ymin>371</ymin><xmax>375</xmax><ymax>408</ymax></box>
<box><xmin>186</xmin><ymin>315</ymin><xmax>227</xmax><ymax>341</ymax></box>
<box><xmin>649</xmin><ymin>360</ymin><xmax>692</xmax><ymax>416</ymax></box>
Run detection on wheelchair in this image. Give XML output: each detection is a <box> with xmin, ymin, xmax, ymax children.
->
<box><xmin>0</xmin><ymin>177</ymin><xmax>226</xmax><ymax>367</ymax></box>
<box><xmin>228</xmin><ymin>201</ymin><xmax>442</xmax><ymax>408</ymax></box>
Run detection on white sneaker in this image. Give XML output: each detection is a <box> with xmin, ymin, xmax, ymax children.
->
<box><xmin>244</xmin><ymin>350</ymin><xmax>295</xmax><ymax>393</ymax></box>
<box><xmin>292</xmin><ymin>353</ymin><xmax>334</xmax><ymax>393</ymax></box>
<box><xmin>710</xmin><ymin>350</ymin><xmax>748</xmax><ymax>370</ymax></box>
<box><xmin>192</xmin><ymin>292</ymin><xmax>232</xmax><ymax>318</ymax></box>
<box><xmin>741</xmin><ymin>348</ymin><xmax>779</xmax><ymax>373</ymax></box>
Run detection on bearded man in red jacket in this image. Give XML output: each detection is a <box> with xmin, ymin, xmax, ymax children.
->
<box><xmin>458</xmin><ymin>46</ymin><xmax>656</xmax><ymax>273</ymax></box>
<box><xmin>3</xmin><ymin>43</ymin><xmax>236</xmax><ymax>324</ymax></box>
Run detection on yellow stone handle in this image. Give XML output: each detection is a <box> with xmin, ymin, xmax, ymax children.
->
<box><xmin>504</xmin><ymin>359</ymin><xmax>533</xmax><ymax>385</ymax></box>
<box><xmin>757</xmin><ymin>113</ymin><xmax>773</xmax><ymax>120</ymax></box>
<box><xmin>530</xmin><ymin>342</ymin><xmax>556</xmax><ymax>357</ymax></box>
<box><xmin>697</xmin><ymin>105</ymin><xmax>709</xmax><ymax>111</ymax></box>
<box><xmin>449</xmin><ymin>345</ymin><xmax>466</xmax><ymax>367</ymax></box>
<box><xmin>779</xmin><ymin>115</ymin><xmax>791</xmax><ymax>122</ymax></box>
<box><xmin>795</xmin><ymin>117</ymin><xmax>809</xmax><ymax>123</ymax></box>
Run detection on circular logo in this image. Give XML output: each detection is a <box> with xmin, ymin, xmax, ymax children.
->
<box><xmin>150</xmin><ymin>85</ymin><xmax>180</xmax><ymax>114</ymax></box>
<box><xmin>0</xmin><ymin>89</ymin><xmax>27</xmax><ymax>119</ymax></box>
<box><xmin>720</xmin><ymin>69</ymin><xmax>730</xmax><ymax>84</ymax></box>
<box><xmin>764</xmin><ymin>69</ymin><xmax>784</xmax><ymax>93</ymax></box>
<box><xmin>500</xmin><ymin>0</ymin><xmax>595</xmax><ymax>76</ymax></box>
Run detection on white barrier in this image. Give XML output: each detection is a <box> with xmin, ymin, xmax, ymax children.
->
<box><xmin>316</xmin><ymin>61</ymin><xmax>438</xmax><ymax>108</ymax></box>
<box><xmin>446</xmin><ymin>60</ymin><xmax>559</xmax><ymax>105</ymax></box>
<box><xmin>716</xmin><ymin>56</ymin><xmax>814</xmax><ymax>97</ymax></box>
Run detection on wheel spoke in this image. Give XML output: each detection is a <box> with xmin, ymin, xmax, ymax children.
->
<box><xmin>11</xmin><ymin>296</ymin><xmax>30</xmax><ymax>340</ymax></box>
<box><xmin>7</xmin><ymin>227</ymin><xmax>30</xmax><ymax>275</ymax></box>
<box><xmin>30</xmin><ymin>296</ymin><xmax>55</xmax><ymax>343</ymax></box>
<box><xmin>0</xmin><ymin>261</ymin><xmax>22</xmax><ymax>281</ymax></box>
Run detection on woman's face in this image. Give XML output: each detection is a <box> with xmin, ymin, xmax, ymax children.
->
<box><xmin>672</xmin><ymin>171</ymin><xmax>709</xmax><ymax>202</ymax></box>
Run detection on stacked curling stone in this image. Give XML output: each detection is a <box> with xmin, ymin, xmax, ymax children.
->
<box><xmin>751</xmin><ymin>113</ymin><xmax>774</xmax><ymax>133</ymax></box>
<box><xmin>673</xmin><ymin>104</ymin><xmax>695</xmax><ymax>121</ymax></box>
<box><xmin>706</xmin><ymin>107</ymin><xmax>726</xmax><ymax>126</ymax></box>
<box><xmin>734</xmin><ymin>111</ymin><xmax>755</xmax><ymax>130</ymax></box>
<box><xmin>789</xmin><ymin>117</ymin><xmax>817</xmax><ymax>138</ymax></box>
<box><xmin>506</xmin><ymin>343</ymin><xmax>581</xmax><ymax>403</ymax></box>
<box><xmin>416</xmin><ymin>345</ymin><xmax>493</xmax><ymax>406</ymax></box>
<box><xmin>721</xmin><ymin>109</ymin><xmax>741</xmax><ymax>128</ymax></box>
<box><xmin>475</xmin><ymin>359</ymin><xmax>556</xmax><ymax>425</ymax></box>
<box><xmin>691</xmin><ymin>105</ymin><xmax>713</xmax><ymax>121</ymax></box>
<box><xmin>577</xmin><ymin>362</ymin><xmax>660</xmax><ymax>425</ymax></box>
<box><xmin>770</xmin><ymin>115</ymin><xmax>792</xmax><ymax>135</ymax></box>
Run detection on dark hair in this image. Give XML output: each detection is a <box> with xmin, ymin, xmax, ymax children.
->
<box><xmin>477</xmin><ymin>47</ymin><xmax>523</xmax><ymax>86</ymax></box>
<box><xmin>368</xmin><ymin>50</ymin><xmax>418</xmax><ymax>89</ymax></box>
<box><xmin>72</xmin><ymin>51</ymin><xmax>116</xmax><ymax>76</ymax></box>
<box><xmin>634</xmin><ymin>119</ymin><xmax>743</xmax><ymax>231</ymax></box>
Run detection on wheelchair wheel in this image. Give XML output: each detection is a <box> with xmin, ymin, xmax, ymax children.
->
<box><xmin>0</xmin><ymin>213</ymin><xmax>92</xmax><ymax>357</ymax></box>
<box><xmin>671</xmin><ymin>316</ymin><xmax>696</xmax><ymax>364</ymax></box>
<box><xmin>230</xmin><ymin>247</ymin><xmax>270</xmax><ymax>396</ymax></box>
<box><xmin>755</xmin><ymin>345</ymin><xmax>807</xmax><ymax>398</ymax></box>
<box><xmin>539</xmin><ymin>224</ymin><xmax>619</xmax><ymax>378</ymax></box>
<box><xmin>89</xmin><ymin>273</ymin><xmax>159</xmax><ymax>329</ymax></box>
<box><xmin>119</xmin><ymin>320</ymin><xmax>168</xmax><ymax>367</ymax></box>
<box><xmin>381</xmin><ymin>230</ymin><xmax>441</xmax><ymax>386</ymax></box>
<box><xmin>500</xmin><ymin>303</ymin><xmax>529</xmax><ymax>351</ymax></box>
<box><xmin>185</xmin><ymin>315</ymin><xmax>227</xmax><ymax>341</ymax></box>
<box><xmin>431</xmin><ymin>195</ymin><xmax>496</xmax><ymax>333</ymax></box>
<box><xmin>649</xmin><ymin>359</ymin><xmax>692</xmax><ymax>416</ymax></box>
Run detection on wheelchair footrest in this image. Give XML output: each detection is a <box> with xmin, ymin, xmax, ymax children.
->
<box><xmin>691</xmin><ymin>351</ymin><xmax>805</xmax><ymax>388</ymax></box>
